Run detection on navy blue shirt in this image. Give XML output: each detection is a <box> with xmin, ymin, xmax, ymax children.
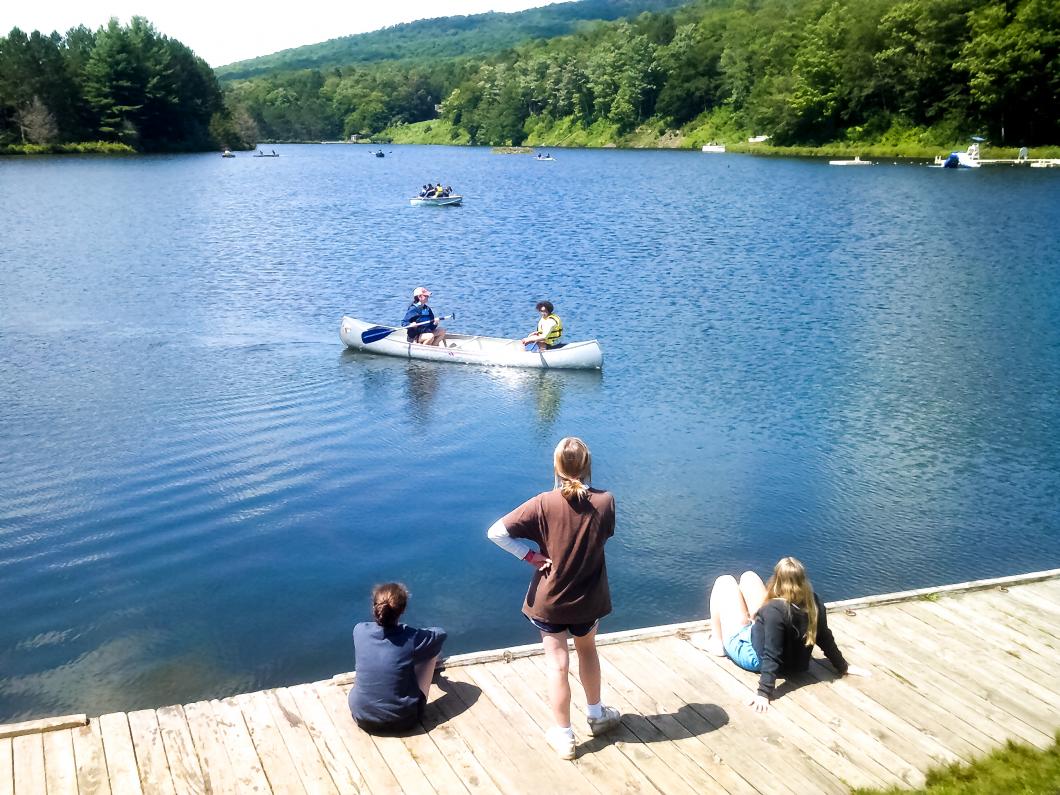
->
<box><xmin>348</xmin><ymin>622</ymin><xmax>446</xmax><ymax>729</ymax></box>
<box><xmin>402</xmin><ymin>303</ymin><xmax>436</xmax><ymax>341</ymax></box>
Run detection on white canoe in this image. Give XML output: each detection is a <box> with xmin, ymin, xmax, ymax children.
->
<box><xmin>410</xmin><ymin>195</ymin><xmax>463</xmax><ymax>206</ymax></box>
<box><xmin>829</xmin><ymin>156</ymin><xmax>873</xmax><ymax>165</ymax></box>
<box><xmin>340</xmin><ymin>316</ymin><xmax>603</xmax><ymax>370</ymax></box>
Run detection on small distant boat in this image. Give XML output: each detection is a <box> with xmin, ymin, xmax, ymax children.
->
<box><xmin>255</xmin><ymin>151</ymin><xmax>279</xmax><ymax>158</ymax></box>
<box><xmin>374</xmin><ymin>151</ymin><xmax>385</xmax><ymax>158</ymax></box>
<box><xmin>829</xmin><ymin>156</ymin><xmax>873</xmax><ymax>166</ymax></box>
<box><xmin>701</xmin><ymin>144</ymin><xmax>726</xmax><ymax>153</ymax></box>
<box><xmin>340</xmin><ymin>316</ymin><xmax>602</xmax><ymax>369</ymax></box>
<box><xmin>221</xmin><ymin>149</ymin><xmax>235</xmax><ymax>158</ymax></box>
<box><xmin>410</xmin><ymin>195</ymin><xmax>463</xmax><ymax>206</ymax></box>
<box><xmin>535</xmin><ymin>154</ymin><xmax>555</xmax><ymax>161</ymax></box>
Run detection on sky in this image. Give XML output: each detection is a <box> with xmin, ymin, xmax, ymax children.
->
<box><xmin>1</xmin><ymin>0</ymin><xmax>550</xmax><ymax>67</ymax></box>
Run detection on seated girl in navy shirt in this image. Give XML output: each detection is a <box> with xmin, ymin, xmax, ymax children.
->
<box><xmin>348</xmin><ymin>582</ymin><xmax>446</xmax><ymax>732</ymax></box>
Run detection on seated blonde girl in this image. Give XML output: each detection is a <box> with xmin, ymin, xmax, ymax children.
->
<box><xmin>708</xmin><ymin>557</ymin><xmax>869</xmax><ymax>712</ymax></box>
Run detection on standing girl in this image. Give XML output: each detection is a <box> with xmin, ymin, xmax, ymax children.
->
<box><xmin>487</xmin><ymin>437</ymin><xmax>621</xmax><ymax>759</ymax></box>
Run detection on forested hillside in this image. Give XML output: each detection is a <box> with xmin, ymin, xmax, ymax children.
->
<box><xmin>216</xmin><ymin>0</ymin><xmax>688</xmax><ymax>79</ymax></box>
<box><xmin>0</xmin><ymin>18</ymin><xmax>255</xmax><ymax>152</ymax></box>
<box><xmin>225</xmin><ymin>0</ymin><xmax>1059</xmax><ymax>148</ymax></box>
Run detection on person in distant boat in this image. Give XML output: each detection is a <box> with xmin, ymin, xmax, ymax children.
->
<box><xmin>403</xmin><ymin>286</ymin><xmax>447</xmax><ymax>346</ymax></box>
<box><xmin>707</xmin><ymin>556</ymin><xmax>870</xmax><ymax>713</ymax></box>
<box><xmin>522</xmin><ymin>301</ymin><xmax>563</xmax><ymax>352</ymax></box>
<box><xmin>443</xmin><ymin>185</ymin><xmax>453</xmax><ymax>197</ymax></box>
<box><xmin>348</xmin><ymin>582</ymin><xmax>446</xmax><ymax>733</ymax></box>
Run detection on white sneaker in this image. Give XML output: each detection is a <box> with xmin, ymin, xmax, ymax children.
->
<box><xmin>545</xmin><ymin>727</ymin><xmax>576</xmax><ymax>760</ymax></box>
<box><xmin>586</xmin><ymin>705</ymin><xmax>621</xmax><ymax>737</ymax></box>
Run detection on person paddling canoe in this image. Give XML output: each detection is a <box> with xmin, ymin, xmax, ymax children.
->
<box><xmin>522</xmin><ymin>300</ymin><xmax>563</xmax><ymax>351</ymax></box>
<box><xmin>403</xmin><ymin>287</ymin><xmax>447</xmax><ymax>346</ymax></box>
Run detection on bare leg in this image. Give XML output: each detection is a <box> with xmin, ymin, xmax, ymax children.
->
<box><xmin>572</xmin><ymin>625</ymin><xmax>602</xmax><ymax>706</ymax></box>
<box><xmin>709</xmin><ymin>574</ymin><xmax>751</xmax><ymax>654</ymax></box>
<box><xmin>540</xmin><ymin>631</ymin><xmax>572</xmax><ymax>728</ymax></box>
<box><xmin>739</xmin><ymin>571</ymin><xmax>768</xmax><ymax>616</ymax></box>
<box><xmin>413</xmin><ymin>654</ymin><xmax>439</xmax><ymax>699</ymax></box>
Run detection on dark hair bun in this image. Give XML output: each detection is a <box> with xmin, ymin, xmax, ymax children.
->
<box><xmin>372</xmin><ymin>582</ymin><xmax>409</xmax><ymax>626</ymax></box>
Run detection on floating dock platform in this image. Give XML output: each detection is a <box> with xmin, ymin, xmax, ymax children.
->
<box><xmin>2</xmin><ymin>568</ymin><xmax>1058</xmax><ymax>793</ymax></box>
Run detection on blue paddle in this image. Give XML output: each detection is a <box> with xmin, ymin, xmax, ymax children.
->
<box><xmin>361</xmin><ymin>314</ymin><xmax>456</xmax><ymax>345</ymax></box>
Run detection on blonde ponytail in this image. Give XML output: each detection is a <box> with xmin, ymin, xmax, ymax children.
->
<box><xmin>553</xmin><ymin>437</ymin><xmax>592</xmax><ymax>501</ymax></box>
<box><xmin>766</xmin><ymin>557</ymin><xmax>818</xmax><ymax>646</ymax></box>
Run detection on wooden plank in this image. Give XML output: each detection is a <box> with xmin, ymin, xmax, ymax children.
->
<box><xmin>231</xmin><ymin>692</ymin><xmax>308</xmax><ymax>795</ymax></box>
<box><xmin>835</xmin><ymin>609</ymin><xmax>1053</xmax><ymax>748</ymax></box>
<box><xmin>912</xmin><ymin>595</ymin><xmax>1059</xmax><ymax>682</ymax></box>
<box><xmin>521</xmin><ymin>651</ymin><xmax>705</xmax><ymax>795</ymax></box>
<box><xmin>183</xmin><ymin>700</ymin><xmax>238</xmax><ymax>795</ymax></box>
<box><xmin>896</xmin><ymin>601</ymin><xmax>1060</xmax><ymax>706</ymax></box>
<box><xmin>414</xmin><ymin>669</ymin><xmax>544</xmax><ymax>795</ymax></box>
<box><xmin>456</xmin><ymin>664</ymin><xmax>600</xmax><ymax>794</ymax></box>
<box><xmin>867</xmin><ymin>605</ymin><xmax>1059</xmax><ymax>736</ymax></box>
<box><xmin>650</xmin><ymin>636</ymin><xmax>888</xmax><ymax>792</ymax></box>
<box><xmin>0</xmin><ymin>716</ymin><xmax>87</xmax><ymax>741</ymax></box>
<box><xmin>677</xmin><ymin>632</ymin><xmax>911</xmax><ymax>789</ymax></box>
<box><xmin>587</xmin><ymin>647</ymin><xmax>758</xmax><ymax>795</ymax></box>
<box><xmin>263</xmin><ymin>689</ymin><xmax>341</xmax><ymax>795</ymax></box>
<box><xmin>287</xmin><ymin>685</ymin><xmax>368</xmax><ymax>794</ymax></box>
<box><xmin>313</xmin><ymin>683</ymin><xmax>404</xmax><ymax>795</ymax></box>
<box><xmin>70</xmin><ymin>719</ymin><xmax>111</xmax><ymax>795</ymax></box>
<box><xmin>414</xmin><ymin>681</ymin><xmax>502</xmax><ymax>795</ymax></box>
<box><xmin>11</xmin><ymin>733</ymin><xmax>44</xmax><ymax>795</ymax></box>
<box><xmin>969</xmin><ymin>589</ymin><xmax>1060</xmax><ymax>643</ymax></box>
<box><xmin>603</xmin><ymin>642</ymin><xmax>800</xmax><ymax>795</ymax></box>
<box><xmin>633</xmin><ymin>639</ymin><xmax>850</xmax><ymax>795</ymax></box>
<box><xmin>154</xmin><ymin>706</ymin><xmax>207</xmax><ymax>795</ymax></box>
<box><xmin>208</xmin><ymin>699</ymin><xmax>272</xmax><ymax>794</ymax></box>
<box><xmin>345</xmin><ymin>679</ymin><xmax>474</xmax><ymax>795</ymax></box>
<box><xmin>479</xmin><ymin>656</ymin><xmax>658</xmax><ymax>795</ymax></box>
<box><xmin>41</xmin><ymin>729</ymin><xmax>78</xmax><ymax>795</ymax></box>
<box><xmin>98</xmin><ymin>713</ymin><xmax>144</xmax><ymax>795</ymax></box>
<box><xmin>0</xmin><ymin>738</ymin><xmax>13</xmax><ymax>795</ymax></box>
<box><xmin>126</xmin><ymin>710</ymin><xmax>176</xmax><ymax>795</ymax></box>
<box><xmin>825</xmin><ymin>614</ymin><xmax>1004</xmax><ymax>756</ymax></box>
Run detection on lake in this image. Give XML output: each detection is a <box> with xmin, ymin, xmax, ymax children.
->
<box><xmin>1</xmin><ymin>144</ymin><xmax>1058</xmax><ymax>722</ymax></box>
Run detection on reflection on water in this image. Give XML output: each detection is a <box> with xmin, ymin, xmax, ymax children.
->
<box><xmin>1</xmin><ymin>147</ymin><xmax>1058</xmax><ymax>721</ymax></box>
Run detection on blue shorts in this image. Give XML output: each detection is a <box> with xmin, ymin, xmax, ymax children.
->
<box><xmin>528</xmin><ymin>616</ymin><xmax>599</xmax><ymax>637</ymax></box>
<box><xmin>724</xmin><ymin>623</ymin><xmax>761</xmax><ymax>672</ymax></box>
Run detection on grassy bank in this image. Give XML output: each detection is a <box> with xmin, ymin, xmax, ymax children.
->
<box><xmin>0</xmin><ymin>141</ymin><xmax>136</xmax><ymax>156</ymax></box>
<box><xmin>382</xmin><ymin>113</ymin><xmax>1060</xmax><ymax>161</ymax></box>
<box><xmin>854</xmin><ymin>733</ymin><xmax>1060</xmax><ymax>795</ymax></box>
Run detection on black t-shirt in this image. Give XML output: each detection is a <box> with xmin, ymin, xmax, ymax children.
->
<box><xmin>750</xmin><ymin>593</ymin><xmax>847</xmax><ymax>697</ymax></box>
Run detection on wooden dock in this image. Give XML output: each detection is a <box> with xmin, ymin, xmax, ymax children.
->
<box><xmin>3</xmin><ymin>569</ymin><xmax>1058</xmax><ymax>794</ymax></box>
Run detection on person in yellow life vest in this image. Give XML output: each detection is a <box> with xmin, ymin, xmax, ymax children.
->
<box><xmin>522</xmin><ymin>301</ymin><xmax>563</xmax><ymax>351</ymax></box>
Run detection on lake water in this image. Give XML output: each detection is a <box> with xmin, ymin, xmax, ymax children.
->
<box><xmin>1</xmin><ymin>145</ymin><xmax>1058</xmax><ymax>722</ymax></box>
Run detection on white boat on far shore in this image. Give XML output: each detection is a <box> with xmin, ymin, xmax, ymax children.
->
<box><xmin>829</xmin><ymin>156</ymin><xmax>874</xmax><ymax>165</ymax></box>
<box><xmin>701</xmin><ymin>143</ymin><xmax>726</xmax><ymax>153</ymax></box>
<box><xmin>339</xmin><ymin>316</ymin><xmax>603</xmax><ymax>369</ymax></box>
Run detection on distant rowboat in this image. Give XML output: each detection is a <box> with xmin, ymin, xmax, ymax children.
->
<box><xmin>410</xmin><ymin>195</ymin><xmax>463</xmax><ymax>206</ymax></box>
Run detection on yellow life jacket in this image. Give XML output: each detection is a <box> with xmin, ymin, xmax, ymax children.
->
<box><xmin>538</xmin><ymin>313</ymin><xmax>563</xmax><ymax>347</ymax></box>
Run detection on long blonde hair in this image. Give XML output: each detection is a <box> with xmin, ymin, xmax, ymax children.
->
<box><xmin>553</xmin><ymin>437</ymin><xmax>591</xmax><ymax>501</ymax></box>
<box><xmin>766</xmin><ymin>557</ymin><xmax>818</xmax><ymax>646</ymax></box>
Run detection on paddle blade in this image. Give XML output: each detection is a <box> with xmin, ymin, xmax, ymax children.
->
<box><xmin>361</xmin><ymin>326</ymin><xmax>400</xmax><ymax>345</ymax></box>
